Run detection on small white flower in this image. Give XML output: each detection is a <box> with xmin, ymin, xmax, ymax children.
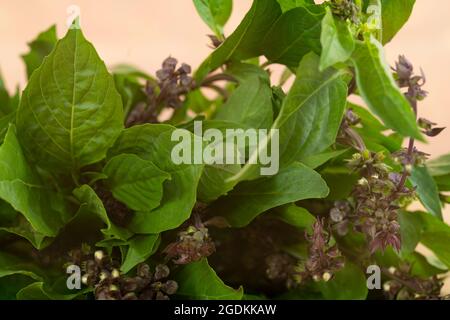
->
<box><xmin>99</xmin><ymin>272</ymin><xmax>108</xmax><ymax>281</ymax></box>
<box><xmin>109</xmin><ymin>284</ymin><xmax>119</xmax><ymax>292</ymax></box>
<box><xmin>81</xmin><ymin>274</ymin><xmax>89</xmax><ymax>285</ymax></box>
<box><xmin>405</xmin><ymin>164</ymin><xmax>413</xmax><ymax>173</ymax></box>
<box><xmin>358</xmin><ymin>178</ymin><xmax>368</xmax><ymax>186</ymax></box>
<box><xmin>112</xmin><ymin>269</ymin><xmax>120</xmax><ymax>278</ymax></box>
<box><xmin>322</xmin><ymin>272</ymin><xmax>332</xmax><ymax>282</ymax></box>
<box><xmin>94</xmin><ymin>250</ymin><xmax>104</xmax><ymax>261</ymax></box>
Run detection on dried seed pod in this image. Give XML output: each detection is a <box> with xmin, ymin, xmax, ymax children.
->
<box><xmin>154</xmin><ymin>264</ymin><xmax>170</xmax><ymax>281</ymax></box>
<box><xmin>293</xmin><ymin>219</ymin><xmax>345</xmax><ymax>285</ymax></box>
<box><xmin>68</xmin><ymin>249</ymin><xmax>177</xmax><ymax>300</ymax></box>
<box><xmin>164</xmin><ymin>223</ymin><xmax>216</xmax><ymax>265</ymax></box>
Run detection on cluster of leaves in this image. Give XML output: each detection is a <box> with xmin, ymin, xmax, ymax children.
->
<box><xmin>0</xmin><ymin>0</ymin><xmax>450</xmax><ymax>300</ymax></box>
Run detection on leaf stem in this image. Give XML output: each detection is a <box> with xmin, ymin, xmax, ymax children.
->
<box><xmin>396</xmin><ymin>99</ymin><xmax>417</xmax><ymax>192</ymax></box>
<box><xmin>202</xmin><ymin>84</ymin><xmax>229</xmax><ymax>99</ymax></box>
<box><xmin>71</xmin><ymin>170</ymin><xmax>81</xmax><ymax>187</ymax></box>
<box><xmin>200</xmin><ymin>73</ymin><xmax>237</xmax><ymax>87</ymax></box>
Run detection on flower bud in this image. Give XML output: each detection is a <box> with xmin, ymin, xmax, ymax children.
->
<box><xmin>99</xmin><ymin>271</ymin><xmax>108</xmax><ymax>281</ymax></box>
<box><xmin>362</xmin><ymin>149</ymin><xmax>371</xmax><ymax>160</ymax></box>
<box><xmin>322</xmin><ymin>272</ymin><xmax>332</xmax><ymax>282</ymax></box>
<box><xmin>94</xmin><ymin>250</ymin><xmax>104</xmax><ymax>262</ymax></box>
<box><xmin>112</xmin><ymin>269</ymin><xmax>120</xmax><ymax>278</ymax></box>
<box><xmin>137</xmin><ymin>263</ymin><xmax>151</xmax><ymax>279</ymax></box>
<box><xmin>163</xmin><ymin>280</ymin><xmax>179</xmax><ymax>295</ymax></box>
<box><xmin>81</xmin><ymin>274</ymin><xmax>89</xmax><ymax>285</ymax></box>
<box><xmin>162</xmin><ymin>57</ymin><xmax>177</xmax><ymax>71</ymax></box>
<box><xmin>330</xmin><ymin>208</ymin><xmax>344</xmax><ymax>222</ymax></box>
<box><xmin>154</xmin><ymin>264</ymin><xmax>170</xmax><ymax>281</ymax></box>
<box><xmin>358</xmin><ymin>178</ymin><xmax>368</xmax><ymax>186</ymax></box>
<box><xmin>109</xmin><ymin>284</ymin><xmax>119</xmax><ymax>292</ymax></box>
<box><xmin>405</xmin><ymin>164</ymin><xmax>413</xmax><ymax>173</ymax></box>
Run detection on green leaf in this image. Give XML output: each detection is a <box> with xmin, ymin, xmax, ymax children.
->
<box><xmin>73</xmin><ymin>184</ymin><xmax>133</xmax><ymax>241</ymax></box>
<box><xmin>349</xmin><ymin>103</ymin><xmax>404</xmax><ymax>152</ymax></box>
<box><xmin>175</xmin><ymin>259</ymin><xmax>243</xmax><ymax>300</ymax></box>
<box><xmin>193</xmin><ymin>0</ymin><xmax>233</xmax><ymax>38</ymax></box>
<box><xmin>21</xmin><ymin>25</ymin><xmax>57</xmax><ymax>78</ymax></box>
<box><xmin>380</xmin><ymin>0</ymin><xmax>415</xmax><ymax>44</ymax></box>
<box><xmin>320</xmin><ymin>8</ymin><xmax>355</xmax><ymax>71</ymax></box>
<box><xmin>262</xmin><ymin>6</ymin><xmax>324</xmax><ymax>68</ymax></box>
<box><xmin>276</xmin><ymin>0</ymin><xmax>315</xmax><ymax>12</ymax></box>
<box><xmin>399</xmin><ymin>211</ymin><xmax>450</xmax><ymax>270</ymax></box>
<box><xmin>111</xmin><ymin>64</ymin><xmax>152</xmax><ymax>118</ymax></box>
<box><xmin>211</xmin><ymin>162</ymin><xmax>329</xmax><ymax>227</ymax></box>
<box><xmin>111</xmin><ymin>64</ymin><xmax>152</xmax><ymax>80</ymax></box>
<box><xmin>0</xmin><ymin>275</ymin><xmax>36</xmax><ymax>300</ymax></box>
<box><xmin>0</xmin><ymin>71</ymin><xmax>8</xmax><ymax>110</ymax></box>
<box><xmin>17</xmin><ymin>27</ymin><xmax>124</xmax><ymax>173</ymax></box>
<box><xmin>215</xmin><ymin>75</ymin><xmax>273</xmax><ymax>129</ymax></box>
<box><xmin>196</xmin><ymin>0</ymin><xmax>282</xmax><ymax>80</ymax></box>
<box><xmin>278</xmin><ymin>53</ymin><xmax>348</xmax><ymax>164</ymax></box>
<box><xmin>226</xmin><ymin>53</ymin><xmax>347</xmax><ymax>184</ymax></box>
<box><xmin>0</xmin><ymin>125</ymin><xmax>71</xmax><ymax>239</ymax></box>
<box><xmin>349</xmin><ymin>103</ymin><xmax>386</xmax><ymax>131</ymax></box>
<box><xmin>419</xmin><ymin>213</ymin><xmax>450</xmax><ymax>268</ymax></box>
<box><xmin>118</xmin><ymin>86</ymin><xmax>143</xmax><ymax>121</ymax></box>
<box><xmin>197</xmin><ymin>162</ymin><xmax>242</xmax><ymax>203</ymax></box>
<box><xmin>421</xmin><ymin>234</ymin><xmax>450</xmax><ymax>270</ymax></box>
<box><xmin>0</xmin><ymin>71</ymin><xmax>15</xmax><ymax>116</ymax></box>
<box><xmin>0</xmin><ymin>112</ymin><xmax>16</xmax><ymax>144</ymax></box>
<box><xmin>398</xmin><ymin>211</ymin><xmax>423</xmax><ymax>255</ymax></box>
<box><xmin>427</xmin><ymin>153</ymin><xmax>450</xmax><ymax>177</ymax></box>
<box><xmin>0</xmin><ymin>215</ymin><xmax>50</xmax><ymax>250</ymax></box>
<box><xmin>405</xmin><ymin>252</ymin><xmax>447</xmax><ymax>278</ymax></box>
<box><xmin>16</xmin><ymin>280</ymin><xmax>90</xmax><ymax>300</ymax></box>
<box><xmin>321</xmin><ymin>167</ymin><xmax>358</xmax><ymax>200</ymax></box>
<box><xmin>225</xmin><ymin>61</ymin><xmax>270</xmax><ymax>82</ymax></box>
<box><xmin>409</xmin><ymin>166</ymin><xmax>442</xmax><ymax>220</ymax></box>
<box><xmin>185</xmin><ymin>120</ymin><xmax>247</xmax><ymax>202</ymax></box>
<box><xmin>433</xmin><ymin>174</ymin><xmax>450</xmax><ymax>193</ymax></box>
<box><xmin>184</xmin><ymin>89</ymin><xmax>212</xmax><ymax>114</ymax></box>
<box><xmin>272</xmin><ymin>204</ymin><xmax>315</xmax><ymax>230</ymax></box>
<box><xmin>0</xmin><ymin>252</ymin><xmax>79</xmax><ymax>299</ymax></box>
<box><xmin>15</xmin><ymin>282</ymin><xmax>51</xmax><ymax>300</ymax></box>
<box><xmin>0</xmin><ymin>251</ymin><xmax>43</xmax><ymax>281</ymax></box>
<box><xmin>103</xmin><ymin>154</ymin><xmax>170</xmax><ymax>212</ymax></box>
<box><xmin>108</xmin><ymin>124</ymin><xmax>203</xmax><ymax>233</ymax></box>
<box><xmin>351</xmin><ymin>36</ymin><xmax>422</xmax><ymax>139</ymax></box>
<box><xmin>302</xmin><ymin>148</ymin><xmax>349</xmax><ymax>169</ymax></box>
<box><xmin>121</xmin><ymin>234</ymin><xmax>160</xmax><ymax>273</ymax></box>
<box><xmin>317</xmin><ymin>262</ymin><xmax>368</xmax><ymax>300</ymax></box>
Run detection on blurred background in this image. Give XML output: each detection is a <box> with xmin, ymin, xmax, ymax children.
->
<box><xmin>1</xmin><ymin>0</ymin><xmax>449</xmax><ymax>219</ymax></box>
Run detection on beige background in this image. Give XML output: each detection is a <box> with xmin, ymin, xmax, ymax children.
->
<box><xmin>0</xmin><ymin>0</ymin><xmax>450</xmax><ymax>293</ymax></box>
